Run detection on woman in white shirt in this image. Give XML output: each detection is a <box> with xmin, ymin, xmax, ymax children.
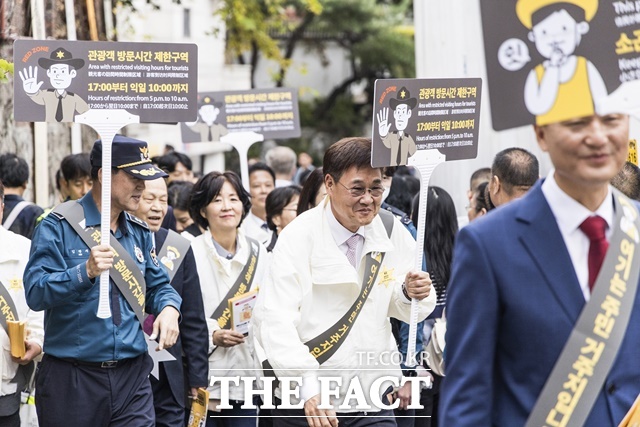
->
<box><xmin>189</xmin><ymin>171</ymin><xmax>268</xmax><ymax>426</ymax></box>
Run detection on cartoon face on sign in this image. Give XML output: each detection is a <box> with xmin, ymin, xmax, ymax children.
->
<box><xmin>185</xmin><ymin>96</ymin><xmax>229</xmax><ymax>142</ymax></box>
<box><xmin>18</xmin><ymin>47</ymin><xmax>90</xmax><ymax>123</ymax></box>
<box><xmin>375</xmin><ymin>87</ymin><xmax>418</xmax><ymax>166</ymax></box>
<box><xmin>498</xmin><ymin>0</ymin><xmax>608</xmax><ymax>125</ymax></box>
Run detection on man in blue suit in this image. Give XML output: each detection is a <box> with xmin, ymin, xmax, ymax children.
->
<box><xmin>440</xmin><ymin>113</ymin><xmax>640</xmax><ymax>426</ymax></box>
<box><xmin>133</xmin><ymin>177</ymin><xmax>209</xmax><ymax>426</ymax></box>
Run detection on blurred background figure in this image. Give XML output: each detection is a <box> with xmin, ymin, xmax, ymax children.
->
<box><xmin>467</xmin><ymin>167</ymin><xmax>491</xmax><ymax>203</ymax></box>
<box><xmin>0</xmin><ymin>153</ymin><xmax>44</xmax><ymax>239</ymax></box>
<box><xmin>611</xmin><ymin>161</ymin><xmax>640</xmax><ymax>200</ymax></box>
<box><xmin>155</xmin><ymin>151</ymin><xmax>195</xmax><ymax>184</ymax></box>
<box><xmin>265</xmin><ymin>185</ymin><xmax>301</xmax><ymax>252</ymax></box>
<box><xmin>381</xmin><ymin>167</ymin><xmax>417</xmax><ymax>237</ymax></box>
<box><xmin>189</xmin><ymin>171</ymin><xmax>268</xmax><ymax>425</ymax></box>
<box><xmin>487</xmin><ymin>147</ymin><xmax>539</xmax><ymax>209</ymax></box>
<box><xmin>407</xmin><ymin>186</ymin><xmax>458</xmax><ymax>427</ymax></box>
<box><xmin>58</xmin><ymin>153</ymin><xmax>92</xmax><ymax>201</ymax></box>
<box><xmin>296</xmin><ymin>168</ymin><xmax>326</xmax><ymax>215</ymax></box>
<box><xmin>241</xmin><ymin>163</ymin><xmax>276</xmax><ymax>246</ymax></box>
<box><xmin>167</xmin><ymin>180</ymin><xmax>202</xmax><ymax>240</ymax></box>
<box><xmin>293</xmin><ymin>152</ymin><xmax>315</xmax><ymax>185</ymax></box>
<box><xmin>265</xmin><ymin>146</ymin><xmax>297</xmax><ymax>187</ymax></box>
<box><xmin>467</xmin><ymin>181</ymin><xmax>489</xmax><ymax>222</ymax></box>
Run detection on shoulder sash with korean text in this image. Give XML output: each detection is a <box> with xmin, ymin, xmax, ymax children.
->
<box><xmin>54</xmin><ymin>201</ymin><xmax>147</xmax><ymax>326</ymax></box>
<box><xmin>0</xmin><ymin>282</ymin><xmax>19</xmax><ymax>334</ymax></box>
<box><xmin>209</xmin><ymin>236</ymin><xmax>260</xmax><ymax>330</ymax></box>
<box><xmin>157</xmin><ymin>229</ymin><xmax>191</xmax><ymax>282</ymax></box>
<box><xmin>305</xmin><ymin>209</ymin><xmax>395</xmax><ymax>365</ymax></box>
<box><xmin>525</xmin><ymin>190</ymin><xmax>640</xmax><ymax>427</ymax></box>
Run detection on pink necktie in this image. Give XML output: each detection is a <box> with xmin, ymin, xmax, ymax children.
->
<box><xmin>345</xmin><ymin>234</ymin><xmax>362</xmax><ymax>268</ymax></box>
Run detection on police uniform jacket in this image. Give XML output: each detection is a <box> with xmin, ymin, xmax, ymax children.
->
<box><xmin>23</xmin><ymin>192</ymin><xmax>182</xmax><ymax>362</ymax></box>
<box><xmin>191</xmin><ymin>228</ymin><xmax>269</xmax><ymax>401</ymax></box>
<box><xmin>253</xmin><ymin>198</ymin><xmax>436</xmax><ymax>411</ymax></box>
<box><xmin>0</xmin><ymin>227</ymin><xmax>43</xmax><ymax>396</ymax></box>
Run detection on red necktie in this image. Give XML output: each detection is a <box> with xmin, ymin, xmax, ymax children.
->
<box><xmin>579</xmin><ymin>216</ymin><xmax>609</xmax><ymax>291</ymax></box>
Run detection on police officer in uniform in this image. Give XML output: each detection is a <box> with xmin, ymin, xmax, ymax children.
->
<box><xmin>24</xmin><ymin>135</ymin><xmax>182</xmax><ymax>427</ymax></box>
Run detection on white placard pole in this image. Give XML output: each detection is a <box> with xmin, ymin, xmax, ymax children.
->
<box><xmin>74</xmin><ymin>110</ymin><xmax>140</xmax><ymax>318</ymax></box>
<box><xmin>220</xmin><ymin>131</ymin><xmax>265</xmax><ymax>190</ymax></box>
<box><xmin>405</xmin><ymin>149</ymin><xmax>446</xmax><ymax>367</ymax></box>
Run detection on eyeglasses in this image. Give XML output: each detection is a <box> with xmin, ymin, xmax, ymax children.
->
<box><xmin>337</xmin><ymin>180</ymin><xmax>385</xmax><ymax>198</ymax></box>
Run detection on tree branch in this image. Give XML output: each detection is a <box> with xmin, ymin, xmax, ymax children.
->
<box><xmin>275</xmin><ymin>10</ymin><xmax>316</xmax><ymax>87</ymax></box>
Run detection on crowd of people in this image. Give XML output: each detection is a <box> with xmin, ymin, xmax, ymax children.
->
<box><xmin>1</xmin><ymin>109</ymin><xmax>640</xmax><ymax>427</ymax></box>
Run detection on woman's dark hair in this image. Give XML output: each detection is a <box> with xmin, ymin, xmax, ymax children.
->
<box><xmin>167</xmin><ymin>180</ymin><xmax>194</xmax><ymax>210</ymax></box>
<box><xmin>411</xmin><ymin>186</ymin><xmax>458</xmax><ymax>315</ymax></box>
<box><xmin>297</xmin><ymin>168</ymin><xmax>324</xmax><ymax>216</ymax></box>
<box><xmin>189</xmin><ymin>171</ymin><xmax>251</xmax><ymax>230</ymax></box>
<box><xmin>386</xmin><ymin>175</ymin><xmax>414</xmax><ymax>216</ymax></box>
<box><xmin>472</xmin><ymin>181</ymin><xmax>490</xmax><ymax>214</ymax></box>
<box><xmin>265</xmin><ymin>185</ymin><xmax>302</xmax><ymax>231</ymax></box>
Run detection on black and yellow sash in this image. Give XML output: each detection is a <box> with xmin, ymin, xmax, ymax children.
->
<box><xmin>209</xmin><ymin>236</ymin><xmax>260</xmax><ymax>330</ymax></box>
<box><xmin>53</xmin><ymin>201</ymin><xmax>147</xmax><ymax>326</ymax></box>
<box><xmin>0</xmin><ymin>283</ymin><xmax>19</xmax><ymax>333</ymax></box>
<box><xmin>526</xmin><ymin>190</ymin><xmax>640</xmax><ymax>427</ymax></box>
<box><xmin>305</xmin><ymin>209</ymin><xmax>395</xmax><ymax>365</ymax></box>
<box><xmin>157</xmin><ymin>229</ymin><xmax>191</xmax><ymax>283</ymax></box>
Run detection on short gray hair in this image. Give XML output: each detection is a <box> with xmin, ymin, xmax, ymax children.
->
<box><xmin>265</xmin><ymin>146</ymin><xmax>297</xmax><ymax>176</ymax></box>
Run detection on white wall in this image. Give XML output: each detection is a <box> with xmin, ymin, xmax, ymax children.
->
<box><xmin>413</xmin><ymin>0</ymin><xmax>550</xmax><ymax>219</ymax></box>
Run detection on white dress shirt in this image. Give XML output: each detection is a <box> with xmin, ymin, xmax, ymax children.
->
<box><xmin>325</xmin><ymin>204</ymin><xmax>365</xmax><ymax>270</ymax></box>
<box><xmin>541</xmin><ymin>170</ymin><xmax>614</xmax><ymax>301</ymax></box>
<box><xmin>240</xmin><ymin>211</ymin><xmax>273</xmax><ymax>246</ymax></box>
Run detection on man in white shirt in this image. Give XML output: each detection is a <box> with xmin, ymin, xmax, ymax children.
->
<box><xmin>241</xmin><ymin>163</ymin><xmax>275</xmax><ymax>245</ymax></box>
<box><xmin>0</xmin><ymin>179</ymin><xmax>43</xmax><ymax>425</ymax></box>
<box><xmin>254</xmin><ymin>137</ymin><xmax>435</xmax><ymax>427</ymax></box>
<box><xmin>441</xmin><ymin>113</ymin><xmax>640</xmax><ymax>426</ymax></box>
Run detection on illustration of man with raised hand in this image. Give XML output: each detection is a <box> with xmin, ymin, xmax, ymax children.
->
<box><xmin>377</xmin><ymin>86</ymin><xmax>418</xmax><ymax>166</ymax></box>
<box><xmin>520</xmin><ymin>0</ymin><xmax>607</xmax><ymax>125</ymax></box>
<box><xmin>19</xmin><ymin>47</ymin><xmax>89</xmax><ymax>123</ymax></box>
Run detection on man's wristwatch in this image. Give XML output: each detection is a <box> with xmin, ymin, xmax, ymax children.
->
<box><xmin>402</xmin><ymin>283</ymin><xmax>411</xmax><ymax>300</ymax></box>
<box><xmin>402</xmin><ymin>369</ymin><xmax>418</xmax><ymax>377</ymax></box>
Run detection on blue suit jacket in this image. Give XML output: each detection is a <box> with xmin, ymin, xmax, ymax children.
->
<box><xmin>440</xmin><ymin>181</ymin><xmax>640</xmax><ymax>426</ymax></box>
<box><xmin>153</xmin><ymin>228</ymin><xmax>209</xmax><ymax>403</ymax></box>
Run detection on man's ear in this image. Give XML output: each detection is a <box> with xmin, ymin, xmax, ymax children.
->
<box><xmin>70</xmin><ymin>69</ymin><xmax>77</xmax><ymax>78</ymax></box>
<box><xmin>490</xmin><ymin>175</ymin><xmax>501</xmax><ymax>195</ymax></box>
<box><xmin>97</xmin><ymin>168</ymin><xmax>103</xmax><ymax>185</ymax></box>
<box><xmin>325</xmin><ymin>174</ymin><xmax>334</xmax><ymax>193</ymax></box>
<box><xmin>577</xmin><ymin>21</ymin><xmax>589</xmax><ymax>36</ymax></box>
<box><xmin>534</xmin><ymin>125</ymin><xmax>549</xmax><ymax>152</ymax></box>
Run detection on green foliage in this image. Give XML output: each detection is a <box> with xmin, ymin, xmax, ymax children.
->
<box><xmin>0</xmin><ymin>59</ymin><xmax>14</xmax><ymax>84</ymax></box>
<box><xmin>218</xmin><ymin>0</ymin><xmax>415</xmax><ymax>155</ymax></box>
<box><xmin>218</xmin><ymin>0</ymin><xmax>322</xmax><ymax>71</ymax></box>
